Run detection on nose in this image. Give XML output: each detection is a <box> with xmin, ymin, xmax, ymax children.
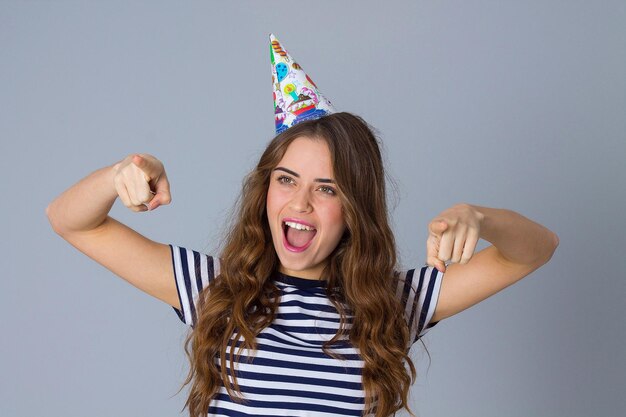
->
<box><xmin>289</xmin><ymin>187</ymin><xmax>312</xmax><ymax>213</ymax></box>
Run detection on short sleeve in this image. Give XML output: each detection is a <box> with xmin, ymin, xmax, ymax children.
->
<box><xmin>168</xmin><ymin>244</ymin><xmax>220</xmax><ymax>327</ymax></box>
<box><xmin>395</xmin><ymin>265</ymin><xmax>444</xmax><ymax>345</ymax></box>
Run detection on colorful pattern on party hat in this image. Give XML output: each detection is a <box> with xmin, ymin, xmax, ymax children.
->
<box><xmin>270</xmin><ymin>33</ymin><xmax>336</xmax><ymax>135</ymax></box>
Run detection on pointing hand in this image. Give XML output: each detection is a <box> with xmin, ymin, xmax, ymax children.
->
<box><xmin>112</xmin><ymin>153</ymin><xmax>172</xmax><ymax>212</ymax></box>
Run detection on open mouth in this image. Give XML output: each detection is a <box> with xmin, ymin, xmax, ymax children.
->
<box><xmin>282</xmin><ymin>220</ymin><xmax>317</xmax><ymax>252</ymax></box>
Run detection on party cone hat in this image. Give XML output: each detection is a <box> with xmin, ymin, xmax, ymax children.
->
<box><xmin>270</xmin><ymin>33</ymin><xmax>336</xmax><ymax>135</ymax></box>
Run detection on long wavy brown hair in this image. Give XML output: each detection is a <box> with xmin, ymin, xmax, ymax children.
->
<box><xmin>181</xmin><ymin>112</ymin><xmax>423</xmax><ymax>417</ymax></box>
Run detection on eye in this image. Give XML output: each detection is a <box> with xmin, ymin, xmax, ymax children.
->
<box><xmin>277</xmin><ymin>175</ymin><xmax>295</xmax><ymax>185</ymax></box>
<box><xmin>318</xmin><ymin>185</ymin><xmax>337</xmax><ymax>196</ymax></box>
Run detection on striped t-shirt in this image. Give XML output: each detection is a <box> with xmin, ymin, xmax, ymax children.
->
<box><xmin>169</xmin><ymin>244</ymin><xmax>443</xmax><ymax>417</ymax></box>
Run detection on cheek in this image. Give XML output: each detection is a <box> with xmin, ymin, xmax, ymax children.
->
<box><xmin>266</xmin><ymin>185</ymin><xmax>289</xmax><ymax>226</ymax></box>
<box><xmin>265</xmin><ymin>192</ymin><xmax>274</xmax><ymax>214</ymax></box>
<box><xmin>326</xmin><ymin>203</ymin><xmax>346</xmax><ymax>236</ymax></box>
<box><xmin>266</xmin><ymin>195</ymin><xmax>281</xmax><ymax>242</ymax></box>
<box><xmin>266</xmin><ymin>185</ymin><xmax>281</xmax><ymax>215</ymax></box>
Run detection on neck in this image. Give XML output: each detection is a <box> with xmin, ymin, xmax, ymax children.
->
<box><xmin>278</xmin><ymin>264</ymin><xmax>326</xmax><ymax>280</ymax></box>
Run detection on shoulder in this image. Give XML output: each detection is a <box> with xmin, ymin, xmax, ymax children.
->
<box><xmin>394</xmin><ymin>265</ymin><xmax>443</xmax><ymax>301</ymax></box>
<box><xmin>170</xmin><ymin>244</ymin><xmax>221</xmax><ymax>283</ymax></box>
<box><xmin>394</xmin><ymin>265</ymin><xmax>445</xmax><ymax>343</ymax></box>
<box><xmin>169</xmin><ymin>244</ymin><xmax>221</xmax><ymax>326</ymax></box>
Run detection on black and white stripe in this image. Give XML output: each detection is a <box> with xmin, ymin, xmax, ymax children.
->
<box><xmin>395</xmin><ymin>266</ymin><xmax>444</xmax><ymax>344</ymax></box>
<box><xmin>170</xmin><ymin>244</ymin><xmax>220</xmax><ymax>326</ymax></box>
<box><xmin>169</xmin><ymin>244</ymin><xmax>443</xmax><ymax>416</ymax></box>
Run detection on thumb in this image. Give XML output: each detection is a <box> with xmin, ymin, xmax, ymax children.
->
<box><xmin>132</xmin><ymin>154</ymin><xmax>148</xmax><ymax>168</ymax></box>
<box><xmin>429</xmin><ymin>219</ymin><xmax>448</xmax><ymax>235</ymax></box>
<box><xmin>132</xmin><ymin>154</ymin><xmax>157</xmax><ymax>181</ymax></box>
<box><xmin>132</xmin><ymin>154</ymin><xmax>147</xmax><ymax>171</ymax></box>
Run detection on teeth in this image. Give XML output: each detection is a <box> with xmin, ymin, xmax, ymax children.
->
<box><xmin>284</xmin><ymin>221</ymin><xmax>315</xmax><ymax>231</ymax></box>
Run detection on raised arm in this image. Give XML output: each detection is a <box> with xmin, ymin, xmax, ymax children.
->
<box><xmin>46</xmin><ymin>154</ymin><xmax>179</xmax><ymax>309</ymax></box>
<box><xmin>425</xmin><ymin>203</ymin><xmax>559</xmax><ymax>323</ymax></box>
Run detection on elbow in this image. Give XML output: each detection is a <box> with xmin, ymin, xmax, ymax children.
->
<box><xmin>46</xmin><ymin>203</ymin><xmax>63</xmax><ymax>235</ymax></box>
<box><xmin>552</xmin><ymin>232</ymin><xmax>560</xmax><ymax>249</ymax></box>
<box><xmin>46</xmin><ymin>204</ymin><xmax>56</xmax><ymax>232</ymax></box>
<box><xmin>550</xmin><ymin>231</ymin><xmax>559</xmax><ymax>254</ymax></box>
<box><xmin>541</xmin><ymin>232</ymin><xmax>559</xmax><ymax>264</ymax></box>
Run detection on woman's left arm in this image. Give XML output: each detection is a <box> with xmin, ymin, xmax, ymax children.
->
<box><xmin>425</xmin><ymin>203</ymin><xmax>559</xmax><ymax>323</ymax></box>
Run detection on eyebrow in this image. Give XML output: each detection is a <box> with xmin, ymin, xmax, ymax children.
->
<box><xmin>273</xmin><ymin>166</ymin><xmax>335</xmax><ymax>184</ymax></box>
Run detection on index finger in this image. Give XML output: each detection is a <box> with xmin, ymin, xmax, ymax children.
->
<box><xmin>148</xmin><ymin>174</ymin><xmax>172</xmax><ymax>210</ymax></box>
<box><xmin>426</xmin><ymin>234</ymin><xmax>446</xmax><ymax>272</ymax></box>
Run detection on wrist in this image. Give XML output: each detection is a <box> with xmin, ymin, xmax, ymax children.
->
<box><xmin>468</xmin><ymin>204</ymin><xmax>505</xmax><ymax>244</ymax></box>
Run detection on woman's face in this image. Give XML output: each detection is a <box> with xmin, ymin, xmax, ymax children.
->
<box><xmin>266</xmin><ymin>136</ymin><xmax>346</xmax><ymax>279</ymax></box>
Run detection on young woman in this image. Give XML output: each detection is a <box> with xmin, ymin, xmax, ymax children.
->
<box><xmin>47</xmin><ymin>112</ymin><xmax>558</xmax><ymax>417</ymax></box>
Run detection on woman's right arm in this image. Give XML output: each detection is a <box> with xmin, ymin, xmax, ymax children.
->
<box><xmin>46</xmin><ymin>154</ymin><xmax>180</xmax><ymax>309</ymax></box>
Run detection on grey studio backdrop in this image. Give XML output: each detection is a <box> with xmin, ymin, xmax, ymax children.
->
<box><xmin>1</xmin><ymin>1</ymin><xmax>624</xmax><ymax>416</ymax></box>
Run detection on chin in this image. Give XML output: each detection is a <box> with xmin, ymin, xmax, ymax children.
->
<box><xmin>278</xmin><ymin>255</ymin><xmax>315</xmax><ymax>272</ymax></box>
<box><xmin>275</xmin><ymin>247</ymin><xmax>324</xmax><ymax>276</ymax></box>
